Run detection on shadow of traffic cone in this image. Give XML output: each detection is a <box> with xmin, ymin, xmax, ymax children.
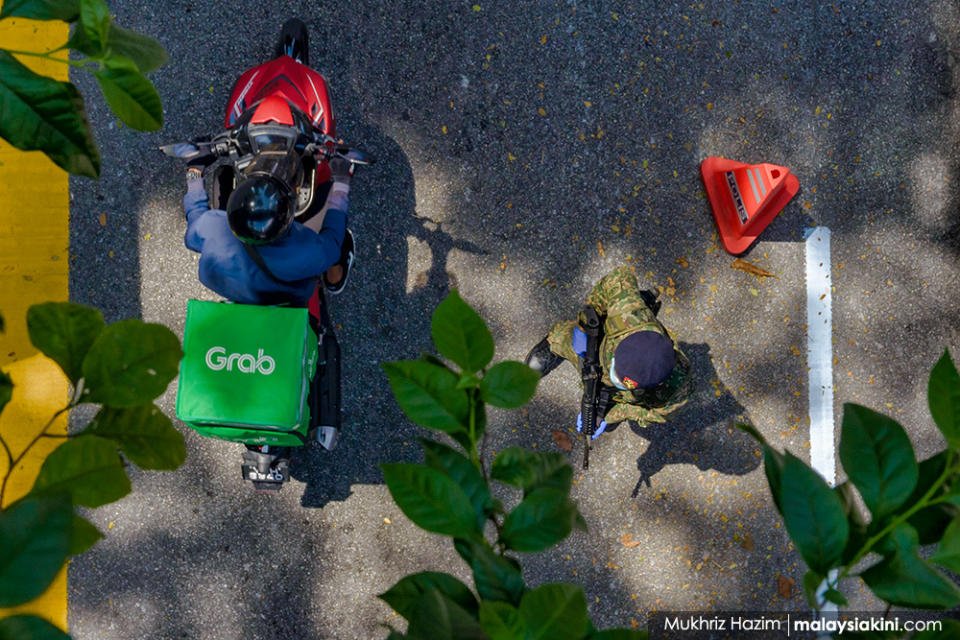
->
<box><xmin>701</xmin><ymin>156</ymin><xmax>800</xmax><ymax>255</ymax></box>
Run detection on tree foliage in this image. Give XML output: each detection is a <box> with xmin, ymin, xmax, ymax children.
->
<box><xmin>379</xmin><ymin>290</ymin><xmax>646</xmax><ymax>639</ymax></box>
<box><xmin>741</xmin><ymin>349</ymin><xmax>960</xmax><ymax>620</ymax></box>
<box><xmin>0</xmin><ymin>0</ymin><xmax>168</xmax><ymax>177</ymax></box>
<box><xmin>0</xmin><ymin>303</ymin><xmax>184</xmax><ymax>636</ymax></box>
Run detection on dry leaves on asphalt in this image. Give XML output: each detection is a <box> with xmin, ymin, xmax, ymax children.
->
<box><xmin>778</xmin><ymin>575</ymin><xmax>794</xmax><ymax>599</ymax></box>
<box><xmin>730</xmin><ymin>258</ymin><xmax>776</xmax><ymax>279</ymax></box>
<box><xmin>621</xmin><ymin>533</ymin><xmax>641</xmax><ymax>549</ymax></box>
<box><xmin>740</xmin><ymin>533</ymin><xmax>755</xmax><ymax>551</ymax></box>
<box><xmin>552</xmin><ymin>429</ymin><xmax>573</xmax><ymax>451</ymax></box>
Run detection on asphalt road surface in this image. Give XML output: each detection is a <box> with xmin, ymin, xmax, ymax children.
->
<box><xmin>67</xmin><ymin>1</ymin><xmax>960</xmax><ymax>638</ymax></box>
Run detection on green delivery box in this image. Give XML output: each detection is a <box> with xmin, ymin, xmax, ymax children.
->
<box><xmin>176</xmin><ymin>300</ymin><xmax>318</xmax><ymax>446</ymax></box>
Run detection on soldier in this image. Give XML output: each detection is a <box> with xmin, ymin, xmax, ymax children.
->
<box><xmin>525</xmin><ymin>265</ymin><xmax>693</xmax><ymax>438</ymax></box>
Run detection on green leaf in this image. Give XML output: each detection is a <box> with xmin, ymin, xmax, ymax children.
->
<box><xmin>421</xmin><ymin>439</ymin><xmax>492</xmax><ymax>530</ymax></box>
<box><xmin>0</xmin><ymin>493</ymin><xmax>71</xmax><ymax>607</ymax></box>
<box><xmin>862</xmin><ymin>524</ymin><xmax>960</xmax><ymax>609</ymax></box>
<box><xmin>431</xmin><ymin>290</ymin><xmax>494</xmax><ymax>373</ymax></box>
<box><xmin>801</xmin><ymin>570</ymin><xmax>823</xmax><ymax>608</ymax></box>
<box><xmin>778</xmin><ymin>452</ymin><xmax>848</xmax><ymax>575</ymax></box>
<box><xmin>382</xmin><ymin>360</ymin><xmax>470</xmax><ymax>434</ymax></box>
<box><xmin>519</xmin><ymin>583</ymin><xmax>588</xmax><ymax>640</ymax></box>
<box><xmin>823</xmin><ymin>588</ymin><xmax>848</xmax><ymax>606</ymax></box>
<box><xmin>763</xmin><ymin>446</ymin><xmax>785</xmax><ymax>514</ymax></box>
<box><xmin>736</xmin><ymin>422</ymin><xmax>769</xmax><ymax>446</ymax></box>
<box><xmin>83</xmin><ymin>404</ymin><xmax>186</xmax><ymax>470</ymax></box>
<box><xmin>587</xmin><ymin>631</ymin><xmax>649</xmax><ymax>640</ymax></box>
<box><xmin>0</xmin><ymin>50</ymin><xmax>100</xmax><ymax>177</ymax></box>
<box><xmin>480</xmin><ymin>361</ymin><xmax>540</xmax><ymax>409</ymax></box>
<box><xmin>931</xmin><ymin>516</ymin><xmax>960</xmax><ymax>573</ymax></box>
<box><xmin>78</xmin><ymin>0</ymin><xmax>111</xmax><ymax>54</ymax></box>
<box><xmin>68</xmin><ymin>513</ymin><xmax>102</xmax><ymax>555</ymax></box>
<box><xmin>839</xmin><ymin>403</ymin><xmax>918</xmax><ymax>518</ymax></box>
<box><xmin>31</xmin><ymin>435</ymin><xmax>130</xmax><ymax>507</ymax></box>
<box><xmin>0</xmin><ymin>0</ymin><xmax>79</xmax><ymax>20</ymax></box>
<box><xmin>405</xmin><ymin>589</ymin><xmax>486</xmax><ymax>640</ymax></box>
<box><xmin>479</xmin><ymin>601</ymin><xmax>525</xmax><ymax>640</ymax></box>
<box><xmin>94</xmin><ymin>56</ymin><xmax>163</xmax><ymax>131</ymax></box>
<box><xmin>909</xmin><ymin>504</ymin><xmax>954</xmax><ymax>547</ymax></box>
<box><xmin>81</xmin><ymin>319</ymin><xmax>182</xmax><ymax>408</ymax></box>
<box><xmin>835</xmin><ymin>482</ymin><xmax>869</xmax><ymax>566</ymax></box>
<box><xmin>0</xmin><ymin>615</ymin><xmax>70</xmax><ymax>640</ymax></box>
<box><xmin>471</xmin><ymin>392</ymin><xmax>487</xmax><ymax>444</ymax></box>
<box><xmin>462</xmin><ymin>540</ymin><xmax>525</xmax><ymax>605</ymax></box>
<box><xmin>898</xmin><ymin>452</ymin><xmax>955</xmax><ymax>545</ymax></box>
<box><xmin>930</xmin><ymin>350</ymin><xmax>960</xmax><ymax>449</ymax></box>
<box><xmin>104</xmin><ymin>24</ymin><xmax>168</xmax><ymax>73</ymax></box>
<box><xmin>378</xmin><ymin>572</ymin><xmax>478</xmax><ymax>621</ymax></box>
<box><xmin>491</xmin><ymin>448</ymin><xmax>571</xmax><ymax>495</ymax></box>
<box><xmin>0</xmin><ymin>369</ymin><xmax>12</xmax><ymax>417</ymax></box>
<box><xmin>500</xmin><ymin>488</ymin><xmax>580</xmax><ymax>552</ymax></box>
<box><xmin>26</xmin><ymin>302</ymin><xmax>105</xmax><ymax>384</ymax></box>
<box><xmin>381</xmin><ymin>463</ymin><xmax>479</xmax><ymax>538</ymax></box>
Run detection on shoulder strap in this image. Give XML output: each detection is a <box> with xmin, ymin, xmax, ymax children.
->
<box><xmin>242</xmin><ymin>243</ymin><xmax>292</xmax><ymax>285</ymax></box>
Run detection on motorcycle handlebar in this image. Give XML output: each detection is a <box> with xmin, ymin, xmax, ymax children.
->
<box><xmin>160</xmin><ymin>133</ymin><xmax>375</xmax><ymax>167</ymax></box>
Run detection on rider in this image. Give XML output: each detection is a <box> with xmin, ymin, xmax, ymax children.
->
<box><xmin>182</xmin><ymin>150</ymin><xmax>355</xmax><ymax>305</ymax></box>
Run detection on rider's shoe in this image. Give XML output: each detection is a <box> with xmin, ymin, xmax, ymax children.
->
<box><xmin>524</xmin><ymin>336</ymin><xmax>564</xmax><ymax>378</ymax></box>
<box><xmin>324</xmin><ymin>228</ymin><xmax>355</xmax><ymax>296</ymax></box>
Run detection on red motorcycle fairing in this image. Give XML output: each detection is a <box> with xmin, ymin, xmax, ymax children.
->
<box><xmin>224</xmin><ymin>55</ymin><xmax>335</xmax><ymax>137</ymax></box>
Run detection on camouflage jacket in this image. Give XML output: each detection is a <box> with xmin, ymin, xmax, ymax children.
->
<box><xmin>547</xmin><ymin>265</ymin><xmax>693</xmax><ymax>426</ymax></box>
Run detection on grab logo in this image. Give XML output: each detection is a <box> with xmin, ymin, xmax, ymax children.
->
<box><xmin>205</xmin><ymin>346</ymin><xmax>276</xmax><ymax>375</ymax></box>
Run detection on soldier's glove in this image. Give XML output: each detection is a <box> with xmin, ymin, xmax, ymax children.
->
<box><xmin>576</xmin><ymin>412</ymin><xmax>608</xmax><ymax>439</ymax></box>
<box><xmin>572</xmin><ymin>326</ymin><xmax>587</xmax><ymax>357</ymax></box>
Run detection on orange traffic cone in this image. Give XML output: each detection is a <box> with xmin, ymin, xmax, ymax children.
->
<box><xmin>701</xmin><ymin>156</ymin><xmax>799</xmax><ymax>255</ymax></box>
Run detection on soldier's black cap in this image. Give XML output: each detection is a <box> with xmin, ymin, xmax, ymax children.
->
<box><xmin>613</xmin><ymin>331</ymin><xmax>675</xmax><ymax>389</ymax></box>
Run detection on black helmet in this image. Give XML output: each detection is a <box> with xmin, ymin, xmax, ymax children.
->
<box><xmin>226</xmin><ymin>173</ymin><xmax>294</xmax><ymax>244</ymax></box>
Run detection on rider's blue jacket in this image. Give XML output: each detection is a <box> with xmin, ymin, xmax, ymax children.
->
<box><xmin>183</xmin><ymin>176</ymin><xmax>347</xmax><ymax>305</ymax></box>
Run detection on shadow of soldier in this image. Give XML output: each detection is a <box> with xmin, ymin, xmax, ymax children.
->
<box><xmin>620</xmin><ymin>342</ymin><xmax>760</xmax><ymax>496</ymax></box>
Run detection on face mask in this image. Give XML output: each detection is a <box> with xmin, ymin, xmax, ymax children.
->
<box><xmin>608</xmin><ymin>356</ymin><xmax>629</xmax><ymax>391</ymax></box>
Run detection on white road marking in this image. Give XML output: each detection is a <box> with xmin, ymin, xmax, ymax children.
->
<box><xmin>805</xmin><ymin>226</ymin><xmax>839</xmax><ymax>625</ymax></box>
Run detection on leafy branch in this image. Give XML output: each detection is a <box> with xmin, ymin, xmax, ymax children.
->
<box><xmin>741</xmin><ymin>349</ymin><xmax>960</xmax><ymax>627</ymax></box>
<box><xmin>378</xmin><ymin>290</ymin><xmax>646</xmax><ymax>640</ymax></box>
<box><xmin>0</xmin><ymin>303</ymin><xmax>185</xmax><ymax>637</ymax></box>
<box><xmin>0</xmin><ymin>0</ymin><xmax>168</xmax><ymax>177</ymax></box>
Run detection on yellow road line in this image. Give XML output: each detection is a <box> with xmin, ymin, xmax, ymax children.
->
<box><xmin>0</xmin><ymin>12</ymin><xmax>71</xmax><ymax>631</ymax></box>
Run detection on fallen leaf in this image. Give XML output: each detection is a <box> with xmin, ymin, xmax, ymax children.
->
<box><xmin>598</xmin><ymin>240</ymin><xmax>605</xmax><ymax>257</ymax></box>
<box><xmin>731</xmin><ymin>258</ymin><xmax>776</xmax><ymax>279</ymax></box>
<box><xmin>676</xmin><ymin>256</ymin><xmax>689</xmax><ymax>268</ymax></box>
<box><xmin>740</xmin><ymin>533</ymin><xmax>754</xmax><ymax>551</ymax></box>
<box><xmin>621</xmin><ymin>533</ymin><xmax>642</xmax><ymax>549</ymax></box>
<box><xmin>552</xmin><ymin>429</ymin><xmax>573</xmax><ymax>451</ymax></box>
<box><xmin>777</xmin><ymin>575</ymin><xmax>794</xmax><ymax>599</ymax></box>
<box><xmin>98</xmin><ymin>213</ymin><xmax>107</xmax><ymax>226</ymax></box>
<box><xmin>383</xmin><ymin>517</ymin><xmax>392</xmax><ymax>525</ymax></box>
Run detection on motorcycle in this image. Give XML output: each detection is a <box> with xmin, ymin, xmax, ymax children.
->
<box><xmin>162</xmin><ymin>19</ymin><xmax>372</xmax><ymax>491</ymax></box>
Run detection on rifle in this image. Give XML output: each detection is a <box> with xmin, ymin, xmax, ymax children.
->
<box><xmin>578</xmin><ymin>306</ymin><xmax>603</xmax><ymax>470</ymax></box>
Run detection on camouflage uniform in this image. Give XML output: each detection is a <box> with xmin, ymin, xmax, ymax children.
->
<box><xmin>546</xmin><ymin>265</ymin><xmax>693</xmax><ymax>426</ymax></box>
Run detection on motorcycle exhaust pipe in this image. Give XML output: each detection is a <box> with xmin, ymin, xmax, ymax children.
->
<box><xmin>313</xmin><ymin>329</ymin><xmax>341</xmax><ymax>451</ymax></box>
